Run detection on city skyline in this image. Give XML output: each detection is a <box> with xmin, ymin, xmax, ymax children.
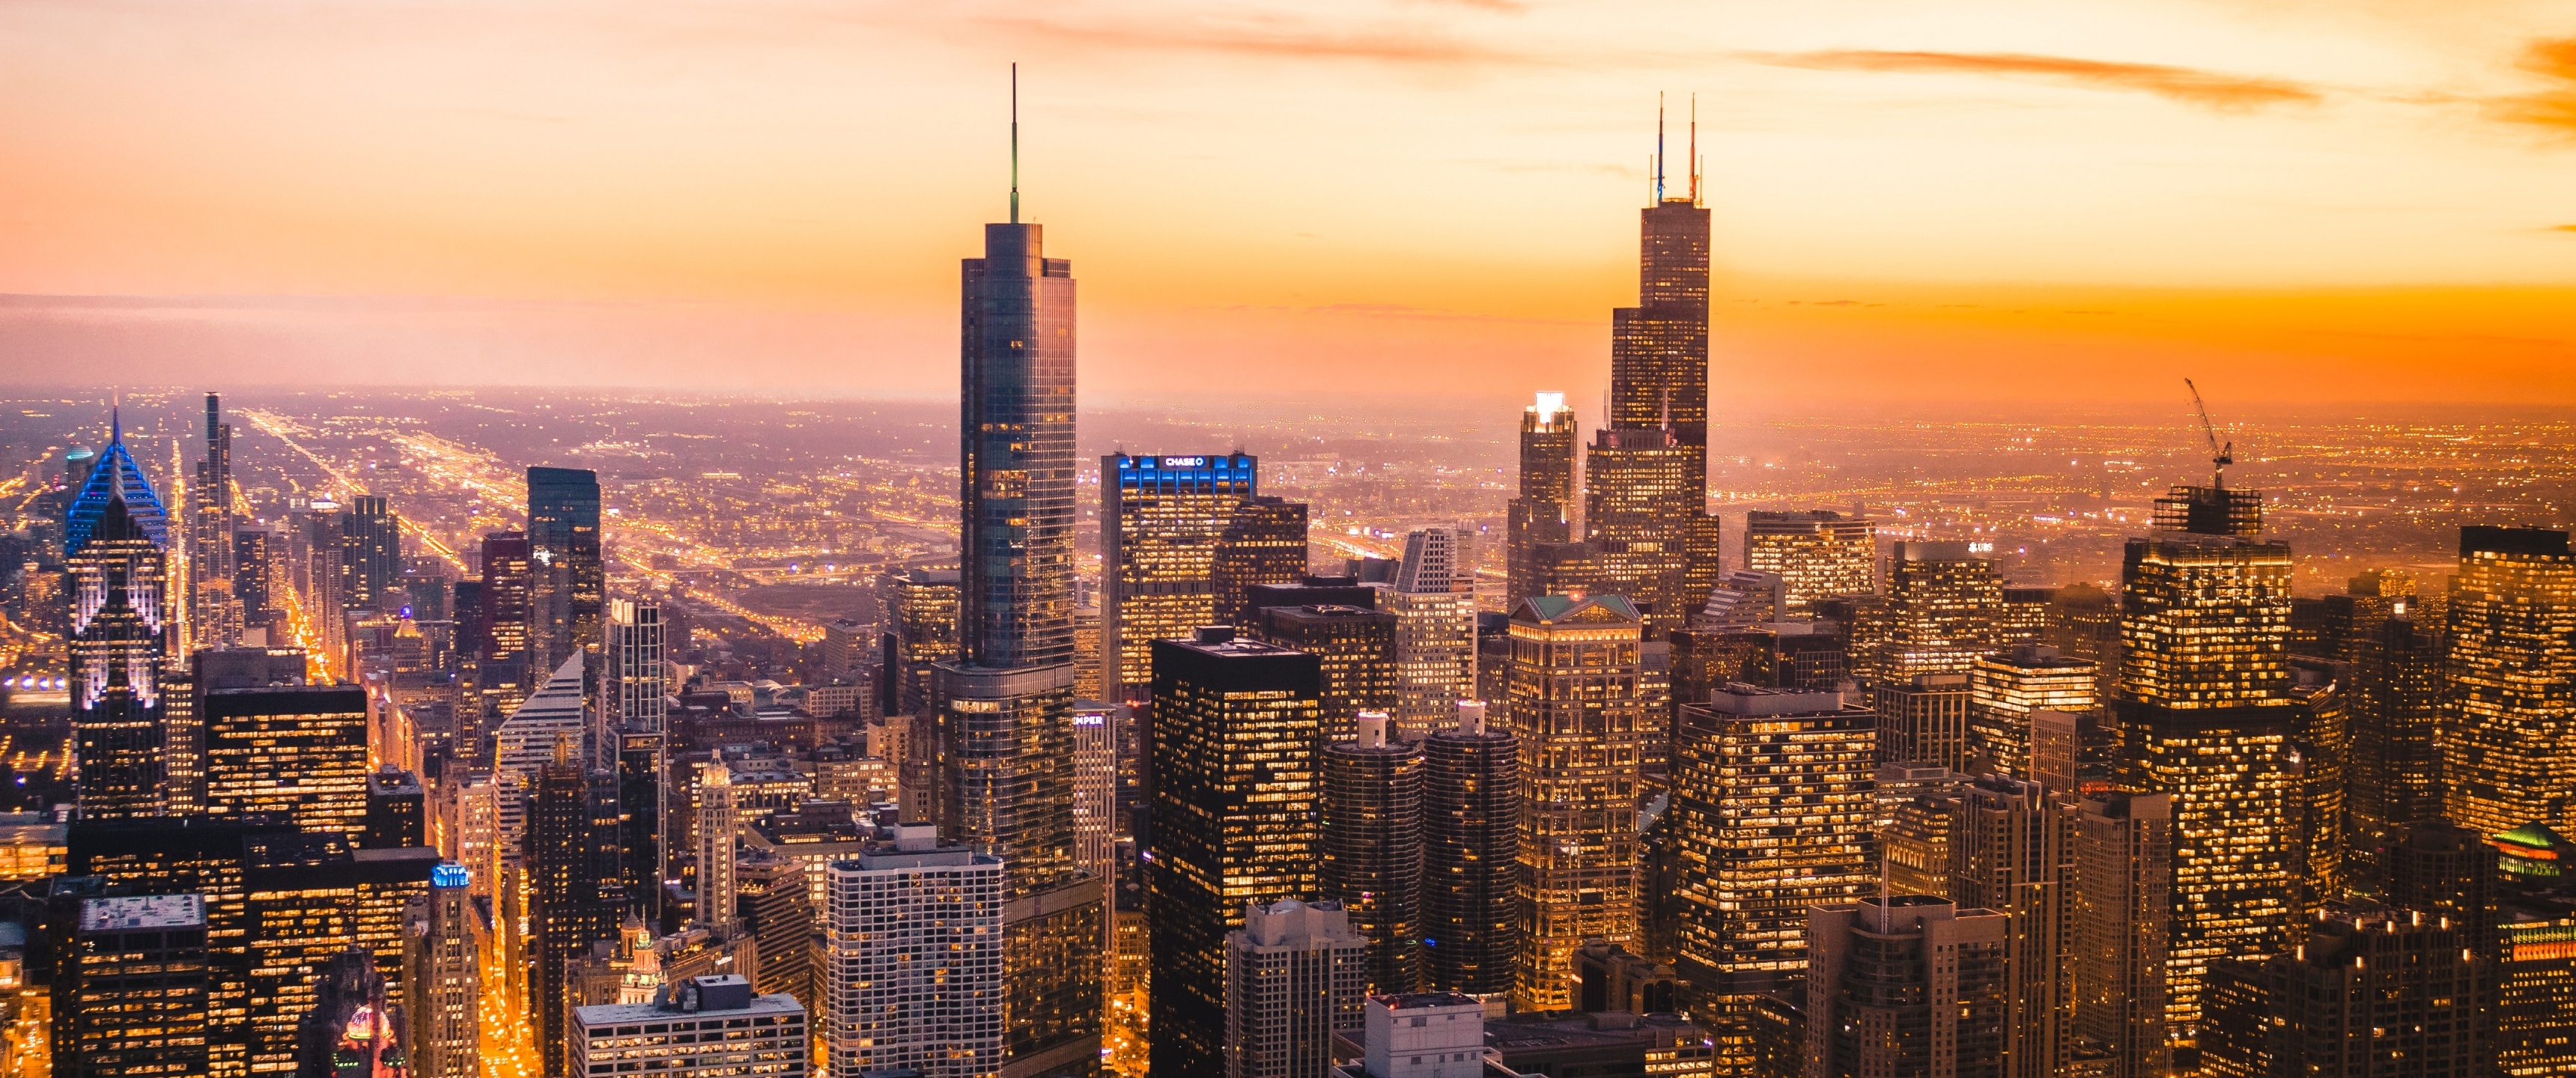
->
<box><xmin>2</xmin><ymin>2</ymin><xmax>2572</xmax><ymax>404</ymax></box>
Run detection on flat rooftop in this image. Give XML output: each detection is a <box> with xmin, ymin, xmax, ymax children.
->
<box><xmin>81</xmin><ymin>893</ymin><xmax>207</xmax><ymax>932</ymax></box>
<box><xmin>574</xmin><ymin>993</ymin><xmax>806</xmax><ymax>1026</ymax></box>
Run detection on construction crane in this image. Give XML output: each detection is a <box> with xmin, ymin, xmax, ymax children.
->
<box><xmin>2184</xmin><ymin>378</ymin><xmax>2232</xmax><ymax>489</ymax></box>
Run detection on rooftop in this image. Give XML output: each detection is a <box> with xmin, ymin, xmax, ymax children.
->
<box><xmin>81</xmin><ymin>893</ymin><xmax>207</xmax><ymax>932</ymax></box>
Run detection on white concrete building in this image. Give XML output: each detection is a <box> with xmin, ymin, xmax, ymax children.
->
<box><xmin>1224</xmin><ymin>898</ymin><xmax>1370</xmax><ymax>1078</ymax></box>
<box><xmin>570</xmin><ymin>974</ymin><xmax>807</xmax><ymax>1078</ymax></box>
<box><xmin>823</xmin><ymin>824</ymin><xmax>1005</xmax><ymax>1078</ymax></box>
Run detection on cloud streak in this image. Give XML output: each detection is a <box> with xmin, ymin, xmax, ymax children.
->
<box><xmin>2489</xmin><ymin>37</ymin><xmax>2576</xmax><ymax>135</ymax></box>
<box><xmin>1742</xmin><ymin>49</ymin><xmax>2323</xmax><ymax>112</ymax></box>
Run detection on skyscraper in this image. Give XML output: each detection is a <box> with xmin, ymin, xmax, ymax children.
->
<box><xmin>492</xmin><ymin>655</ymin><xmax>587</xmax><ymax>863</ymax></box>
<box><xmin>1100</xmin><ymin>452</ymin><xmax>1257</xmax><ymax>701</ymax></box>
<box><xmin>1508</xmin><ymin>392</ymin><xmax>1579</xmax><ymax>606</ymax></box>
<box><xmin>952</xmin><ymin>163</ymin><xmax>1103</xmax><ymax>1076</ymax></box>
<box><xmin>532</xmin><ymin>747</ymin><xmax>612</xmax><ymax>1078</ymax></box>
<box><xmin>1504</xmin><ymin>594</ymin><xmax>1645</xmax><ymax>1010</ymax></box>
<box><xmin>1146</xmin><ymin>628</ymin><xmax>1324</xmax><ymax>1077</ymax></box>
<box><xmin>339</xmin><ymin>495</ymin><xmax>403</xmax><ymax>612</ymax></box>
<box><xmin>2114</xmin><ymin>485</ymin><xmax>2297</xmax><ymax>1029</ymax></box>
<box><xmin>193</xmin><ymin>392</ymin><xmax>240</xmax><ymax>649</ymax></box>
<box><xmin>1741</xmin><ymin>511</ymin><xmax>1875</xmax><ymax>612</ymax></box>
<box><xmin>1322</xmin><ymin>711</ymin><xmax>1424</xmax><ymax>994</ymax></box>
<box><xmin>2201</xmin><ymin>913</ymin><xmax>2485</xmax><ymax>1078</ymax></box>
<box><xmin>2071</xmin><ymin>791</ymin><xmax>2172</xmax><ymax>1078</ymax></box>
<box><xmin>821</xmin><ymin>825</ymin><xmax>1004</xmax><ymax>1078</ymax></box>
<box><xmin>604</xmin><ymin>597</ymin><xmax>667</xmax><ymax>915</ymax></box>
<box><xmin>882</xmin><ymin>567</ymin><xmax>960</xmax><ymax>718</ymax></box>
<box><xmin>201</xmin><ymin>684</ymin><xmax>371</xmax><ymax>841</ymax></box>
<box><xmin>1391</xmin><ymin>527</ymin><xmax>1478</xmax><ymax>732</ymax></box>
<box><xmin>1968</xmin><ymin>642</ymin><xmax>2097</xmax><ymax>778</ymax></box>
<box><xmin>696</xmin><ymin>753</ymin><xmax>738</xmax><ymax>929</ymax></box>
<box><xmin>474</xmin><ymin>529</ymin><xmax>535</xmax><ymax>740</ymax></box>
<box><xmin>1222</xmin><ymin>898</ymin><xmax>1370</xmax><ymax>1078</ymax></box>
<box><xmin>1802</xmin><ymin>898</ymin><xmax>2010</xmax><ymax>1077</ymax></box>
<box><xmin>63</xmin><ymin>894</ymin><xmax>211</xmax><ymax>1078</ymax></box>
<box><xmin>527</xmin><ymin>466</ymin><xmax>604</xmax><ymax>701</ymax></box>
<box><xmin>1865</xmin><ymin>540</ymin><xmax>2002</xmax><ymax>686</ymax></box>
<box><xmin>2442</xmin><ymin>525</ymin><xmax>2576</xmax><ymax>835</ymax></box>
<box><xmin>65</xmin><ymin>415</ymin><xmax>174</xmax><ymax>820</ymax></box>
<box><xmin>1948</xmin><ymin>774</ymin><xmax>2068</xmax><ymax>1078</ymax></box>
<box><xmin>1255</xmin><ymin>603</ymin><xmax>1399</xmax><ymax>747</ymax></box>
<box><xmin>1874</xmin><ymin>672</ymin><xmax>1976</xmax><ymax>771</ymax></box>
<box><xmin>2346</xmin><ymin>614</ymin><xmax>2446</xmax><ymax>886</ymax></box>
<box><xmin>1214</xmin><ymin>494</ymin><xmax>1309</xmax><ymax>631</ymax></box>
<box><xmin>1421</xmin><ymin>701</ymin><xmax>1518</xmax><ymax>998</ymax></box>
<box><xmin>404</xmin><ymin>862</ymin><xmax>480</xmax><ymax>1078</ymax></box>
<box><xmin>291</xmin><ymin>945</ymin><xmax>401</xmax><ymax>1078</ymax></box>
<box><xmin>739</xmin><ymin>850</ymin><xmax>818</xmax><ymax>1013</ymax></box>
<box><xmin>1592</xmin><ymin>130</ymin><xmax>1722</xmax><ymax>631</ymax></box>
<box><xmin>1670</xmin><ymin>684</ymin><xmax>1877</xmax><ymax>1025</ymax></box>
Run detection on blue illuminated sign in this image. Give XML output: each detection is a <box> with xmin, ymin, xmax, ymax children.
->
<box><xmin>431</xmin><ymin>864</ymin><xmax>471</xmax><ymax>889</ymax></box>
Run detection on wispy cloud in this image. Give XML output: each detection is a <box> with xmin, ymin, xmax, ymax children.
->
<box><xmin>1741</xmin><ymin>49</ymin><xmax>2324</xmax><ymax>112</ymax></box>
<box><xmin>2488</xmin><ymin>37</ymin><xmax>2576</xmax><ymax>135</ymax></box>
<box><xmin>970</xmin><ymin>13</ymin><xmax>1541</xmax><ymax>68</ymax></box>
<box><xmin>2551</xmin><ymin>224</ymin><xmax>2576</xmax><ymax>234</ymax></box>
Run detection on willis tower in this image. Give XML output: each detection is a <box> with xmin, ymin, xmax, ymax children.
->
<box><xmin>940</xmin><ymin>64</ymin><xmax>1104</xmax><ymax>1078</ymax></box>
<box><xmin>1587</xmin><ymin>100</ymin><xmax>1721</xmax><ymax>634</ymax></box>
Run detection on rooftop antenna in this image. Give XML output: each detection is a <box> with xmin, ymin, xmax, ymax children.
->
<box><xmin>2184</xmin><ymin>378</ymin><xmax>2232</xmax><ymax>489</ymax></box>
<box><xmin>1688</xmin><ymin>93</ymin><xmax>1699</xmax><ymax>205</ymax></box>
<box><xmin>1654</xmin><ymin>93</ymin><xmax>1665</xmax><ymax>204</ymax></box>
<box><xmin>1009</xmin><ymin>62</ymin><xmax>1021</xmax><ymax>224</ymax></box>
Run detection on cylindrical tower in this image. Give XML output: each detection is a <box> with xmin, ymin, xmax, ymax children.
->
<box><xmin>1322</xmin><ymin>710</ymin><xmax>1424</xmax><ymax>994</ymax></box>
<box><xmin>1421</xmin><ymin>700</ymin><xmax>1519</xmax><ymax>996</ymax></box>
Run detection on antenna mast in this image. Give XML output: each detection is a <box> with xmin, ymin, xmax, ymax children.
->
<box><xmin>1688</xmin><ymin>93</ymin><xmax>1699</xmax><ymax>204</ymax></box>
<box><xmin>1653</xmin><ymin>93</ymin><xmax>1665</xmax><ymax>204</ymax></box>
<box><xmin>2184</xmin><ymin>378</ymin><xmax>2233</xmax><ymax>488</ymax></box>
<box><xmin>1009</xmin><ymin>62</ymin><xmax>1020</xmax><ymax>224</ymax></box>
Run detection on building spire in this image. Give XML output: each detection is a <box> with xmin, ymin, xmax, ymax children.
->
<box><xmin>110</xmin><ymin>390</ymin><xmax>122</xmax><ymax>445</ymax></box>
<box><xmin>1009</xmin><ymin>62</ymin><xmax>1021</xmax><ymax>225</ymax></box>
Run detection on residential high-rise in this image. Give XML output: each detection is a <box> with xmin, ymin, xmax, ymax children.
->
<box><xmin>2071</xmin><ymin>791</ymin><xmax>2172</xmax><ymax>1078</ymax></box>
<box><xmin>63</xmin><ymin>894</ymin><xmax>211</xmax><ymax>1078</ymax></box>
<box><xmin>1967</xmin><ymin>643</ymin><xmax>2097</xmax><ymax>777</ymax></box>
<box><xmin>526</xmin><ymin>466</ymin><xmax>604</xmax><ymax>701</ymax></box>
<box><xmin>201</xmin><ymin>684</ymin><xmax>371</xmax><ymax>841</ymax></box>
<box><xmin>603</xmin><ymin>597</ymin><xmax>667</xmax><ymax>916</ymax></box>
<box><xmin>2443</xmin><ymin>525</ymin><xmax>2576</xmax><ymax>835</ymax></box>
<box><xmin>1223</xmin><ymin>898</ymin><xmax>1370</xmax><ymax>1078</ymax></box>
<box><xmin>573</xmin><ymin>976</ymin><xmax>808</xmax><ymax>1078</ymax></box>
<box><xmin>1147</xmin><ymin>628</ymin><xmax>1324</xmax><ymax>1077</ymax></box>
<box><xmin>1421</xmin><ymin>701</ymin><xmax>1517</xmax><ymax>997</ymax></box>
<box><xmin>339</xmin><ymin>495</ymin><xmax>403</xmax><ymax>612</ymax></box>
<box><xmin>1391</xmin><ymin>528</ymin><xmax>1479</xmax><ymax>732</ymax></box>
<box><xmin>821</xmin><ymin>824</ymin><xmax>1004</xmax><ymax>1078</ymax></box>
<box><xmin>1100</xmin><ymin>452</ymin><xmax>1257</xmax><ymax>701</ymax></box>
<box><xmin>64</xmin><ymin>415</ymin><xmax>174</xmax><ymax>819</ymax></box>
<box><xmin>2286</xmin><ymin>660</ymin><xmax>2349</xmax><ymax>915</ymax></box>
<box><xmin>1670</xmin><ymin>684</ymin><xmax>1877</xmax><ymax>1024</ymax></box>
<box><xmin>1742</xmin><ymin>511</ymin><xmax>1875</xmax><ymax>612</ymax></box>
<box><xmin>1874</xmin><ymin>672</ymin><xmax>1975</xmax><ymax>772</ymax></box>
<box><xmin>2346</xmin><ymin>615</ymin><xmax>2446</xmax><ymax>885</ymax></box>
<box><xmin>1073</xmin><ymin>698</ymin><xmax>1118</xmax><ymax>901</ymax></box>
<box><xmin>1867</xmin><ymin>540</ymin><xmax>2002</xmax><ymax>685</ymax></box>
<box><xmin>1215</xmin><ymin>494</ymin><xmax>1309</xmax><ymax>631</ymax></box>
<box><xmin>1508</xmin><ymin>392</ymin><xmax>1579</xmax><ymax>606</ymax></box>
<box><xmin>1503</xmin><ymin>594</ymin><xmax>1645</xmax><ymax>1010</ymax></box>
<box><xmin>404</xmin><ymin>862</ymin><xmax>480</xmax><ymax>1078</ymax></box>
<box><xmin>2382</xmin><ymin>820</ymin><xmax>2500</xmax><ymax>957</ymax></box>
<box><xmin>492</xmin><ymin>655</ymin><xmax>587</xmax><ymax>863</ymax></box>
<box><xmin>2114</xmin><ymin>487</ymin><xmax>2297</xmax><ymax>1028</ymax></box>
<box><xmin>1802</xmin><ymin>897</ymin><xmax>2009</xmax><ymax>1077</ymax></box>
<box><xmin>1949</xmin><ymin>774</ymin><xmax>2068</xmax><ymax>1078</ymax></box>
<box><xmin>1257</xmin><ymin>603</ymin><xmax>1399</xmax><ymax>746</ymax></box>
<box><xmin>1322</xmin><ymin>711</ymin><xmax>1424</xmax><ymax>994</ymax></box>
<box><xmin>2201</xmin><ymin>912</ymin><xmax>2485</xmax><ymax>1078</ymax></box>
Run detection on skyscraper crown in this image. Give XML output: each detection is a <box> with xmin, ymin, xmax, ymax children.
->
<box><xmin>64</xmin><ymin>415</ymin><xmax>170</xmax><ymax>555</ymax></box>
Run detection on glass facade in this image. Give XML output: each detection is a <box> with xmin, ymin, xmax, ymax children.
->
<box><xmin>959</xmin><ymin>223</ymin><xmax>1078</xmax><ymax>672</ymax></box>
<box><xmin>201</xmin><ymin>686</ymin><xmax>371</xmax><ymax>842</ymax></box>
<box><xmin>1504</xmin><ymin>594</ymin><xmax>1646</xmax><ymax>1011</ymax></box>
<box><xmin>2441</xmin><ymin>526</ymin><xmax>2576</xmax><ymax>836</ymax></box>
<box><xmin>1099</xmin><ymin>453</ymin><xmax>1255</xmax><ymax>701</ymax></box>
<box><xmin>1742</xmin><ymin>511</ymin><xmax>1877</xmax><ymax>613</ymax></box>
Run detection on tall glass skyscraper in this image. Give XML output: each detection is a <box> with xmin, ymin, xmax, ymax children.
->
<box><xmin>1507</xmin><ymin>392</ymin><xmax>1578</xmax><ymax>606</ymax></box>
<box><xmin>2442</xmin><ymin>526</ymin><xmax>2576</xmax><ymax>836</ymax></box>
<box><xmin>1099</xmin><ymin>452</ymin><xmax>1254</xmax><ymax>702</ymax></box>
<box><xmin>940</xmin><ymin>172</ymin><xmax>1102</xmax><ymax>1077</ymax></box>
<box><xmin>527</xmin><ymin>466</ymin><xmax>603</xmax><ymax>701</ymax></box>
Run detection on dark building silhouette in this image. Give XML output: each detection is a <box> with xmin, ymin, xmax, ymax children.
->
<box><xmin>1256</xmin><ymin>603</ymin><xmax>1399</xmax><ymax>747</ymax></box>
<box><xmin>292</xmin><ymin>944</ymin><xmax>404</xmax><ymax>1078</ymax></box>
<box><xmin>338</xmin><ymin>496</ymin><xmax>403</xmax><ymax>612</ymax></box>
<box><xmin>1146</xmin><ymin>628</ymin><xmax>1323</xmax><ymax>1077</ymax></box>
<box><xmin>2202</xmin><ymin>912</ymin><xmax>2485</xmax><ymax>1078</ymax></box>
<box><xmin>531</xmin><ymin>750</ymin><xmax>611</xmax><ymax>1078</ymax></box>
<box><xmin>2382</xmin><ymin>820</ymin><xmax>2501</xmax><ymax>959</ymax></box>
<box><xmin>1321</xmin><ymin>711</ymin><xmax>1424</xmax><ymax>994</ymax></box>
<box><xmin>62</xmin><ymin>894</ymin><xmax>211</xmax><ymax>1078</ymax></box>
<box><xmin>1215</xmin><ymin>495</ymin><xmax>1310</xmax><ymax>632</ymax></box>
<box><xmin>1420</xmin><ymin>700</ymin><xmax>1519</xmax><ymax>996</ymax></box>
<box><xmin>2345</xmin><ymin>615</ymin><xmax>2446</xmax><ymax>886</ymax></box>
<box><xmin>363</xmin><ymin>767</ymin><xmax>425</xmax><ymax>849</ymax></box>
<box><xmin>526</xmin><ymin>467</ymin><xmax>603</xmax><ymax>702</ymax></box>
<box><xmin>1803</xmin><ymin>897</ymin><xmax>2009</xmax><ymax>1077</ymax></box>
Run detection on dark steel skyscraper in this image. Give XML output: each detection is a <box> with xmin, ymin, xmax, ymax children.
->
<box><xmin>65</xmin><ymin>414</ymin><xmax>174</xmax><ymax>820</ymax></box>
<box><xmin>527</xmin><ymin>466</ymin><xmax>603</xmax><ymax>701</ymax></box>
<box><xmin>1507</xmin><ymin>392</ymin><xmax>1578</xmax><ymax>606</ymax></box>
<box><xmin>339</xmin><ymin>495</ymin><xmax>402</xmax><ymax>612</ymax></box>
<box><xmin>960</xmin><ymin>231</ymin><xmax>1076</xmax><ymax>672</ymax></box>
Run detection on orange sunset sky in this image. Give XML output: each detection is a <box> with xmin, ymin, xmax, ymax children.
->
<box><xmin>1</xmin><ymin>0</ymin><xmax>2572</xmax><ymax>410</ymax></box>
